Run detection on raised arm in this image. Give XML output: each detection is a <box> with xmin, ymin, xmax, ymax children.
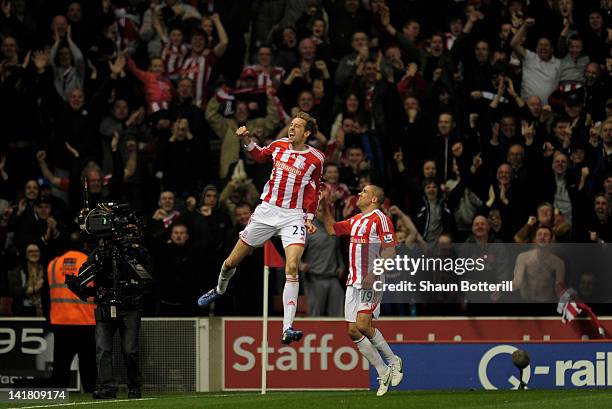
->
<box><xmin>211</xmin><ymin>13</ymin><xmax>229</xmax><ymax>58</ymax></box>
<box><xmin>126</xmin><ymin>57</ymin><xmax>150</xmax><ymax>83</ymax></box>
<box><xmin>204</xmin><ymin>95</ymin><xmax>229</xmax><ymax>139</ymax></box>
<box><xmin>511</xmin><ymin>252</ymin><xmax>527</xmax><ymax>290</ymax></box>
<box><xmin>320</xmin><ymin>196</ymin><xmax>338</xmax><ymax>235</ymax></box>
<box><xmin>510</xmin><ymin>18</ymin><xmax>535</xmax><ymax>59</ymax></box>
<box><xmin>241</xmin><ymin>126</ymin><xmax>274</xmax><ymax>163</ymax></box>
<box><xmin>67</xmin><ymin>26</ymin><xmax>85</xmax><ymax>79</ymax></box>
<box><xmin>36</xmin><ymin>151</ymin><xmax>62</xmax><ymax>188</ymax></box>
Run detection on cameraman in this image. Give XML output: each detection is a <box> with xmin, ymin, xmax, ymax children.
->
<box><xmin>68</xmin><ymin>205</ymin><xmax>151</xmax><ymax>400</ymax></box>
<box><xmin>91</xmin><ymin>239</ymin><xmax>150</xmax><ymax>400</ymax></box>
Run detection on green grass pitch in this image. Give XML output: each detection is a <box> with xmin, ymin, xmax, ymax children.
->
<box><xmin>2</xmin><ymin>390</ymin><xmax>612</xmax><ymax>409</ymax></box>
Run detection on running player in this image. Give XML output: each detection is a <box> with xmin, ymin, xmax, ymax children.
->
<box><xmin>321</xmin><ymin>185</ymin><xmax>403</xmax><ymax>396</ymax></box>
<box><xmin>197</xmin><ymin>112</ymin><xmax>325</xmax><ymax>345</ymax></box>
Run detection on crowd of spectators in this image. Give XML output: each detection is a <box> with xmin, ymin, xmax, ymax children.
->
<box><xmin>0</xmin><ymin>0</ymin><xmax>610</xmax><ymax>319</ymax></box>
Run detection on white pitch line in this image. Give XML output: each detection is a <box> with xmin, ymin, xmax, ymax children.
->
<box><xmin>6</xmin><ymin>391</ymin><xmax>282</xmax><ymax>409</ymax></box>
<box><xmin>6</xmin><ymin>397</ymin><xmax>157</xmax><ymax>409</ymax></box>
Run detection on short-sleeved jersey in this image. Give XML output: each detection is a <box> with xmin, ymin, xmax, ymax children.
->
<box><xmin>333</xmin><ymin>208</ymin><xmax>396</xmax><ymax>288</ymax></box>
<box><xmin>246</xmin><ymin>138</ymin><xmax>325</xmax><ymax>219</ymax></box>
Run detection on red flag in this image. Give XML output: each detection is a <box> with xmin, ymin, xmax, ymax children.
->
<box><xmin>264</xmin><ymin>241</ymin><xmax>285</xmax><ymax>267</ymax></box>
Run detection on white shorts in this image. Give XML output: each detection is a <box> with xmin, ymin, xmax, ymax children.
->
<box><xmin>344</xmin><ymin>285</ymin><xmax>381</xmax><ymax>322</ymax></box>
<box><xmin>239</xmin><ymin>201</ymin><xmax>306</xmax><ymax>248</ymax></box>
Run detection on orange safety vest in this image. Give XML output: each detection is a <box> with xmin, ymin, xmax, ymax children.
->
<box><xmin>48</xmin><ymin>250</ymin><xmax>96</xmax><ymax>325</ymax></box>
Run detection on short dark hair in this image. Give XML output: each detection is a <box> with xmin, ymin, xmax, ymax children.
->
<box><xmin>422</xmin><ymin>177</ymin><xmax>437</xmax><ymax>189</ymax></box>
<box><xmin>324</xmin><ymin>162</ymin><xmax>339</xmax><ymax>173</ymax></box>
<box><xmin>553</xmin><ymin>115</ymin><xmax>572</xmax><ymax>128</ymax></box>
<box><xmin>171</xmin><ymin>222</ymin><xmax>189</xmax><ymax>232</ymax></box>
<box><xmin>235</xmin><ymin>202</ymin><xmax>253</xmax><ymax>212</ymax></box>
<box><xmin>535</xmin><ymin>225</ymin><xmax>553</xmax><ymax>236</ymax></box>
<box><xmin>294</xmin><ymin>111</ymin><xmax>318</xmax><ymax>135</ymax></box>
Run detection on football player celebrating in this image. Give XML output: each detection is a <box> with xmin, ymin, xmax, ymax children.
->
<box><xmin>322</xmin><ymin>185</ymin><xmax>403</xmax><ymax>396</ymax></box>
<box><xmin>198</xmin><ymin>112</ymin><xmax>324</xmax><ymax>345</ymax></box>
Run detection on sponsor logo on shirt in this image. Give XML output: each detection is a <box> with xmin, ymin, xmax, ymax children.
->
<box><xmin>274</xmin><ymin>160</ymin><xmax>303</xmax><ymax>176</ymax></box>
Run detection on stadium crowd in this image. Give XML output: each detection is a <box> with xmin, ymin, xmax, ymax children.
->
<box><xmin>0</xmin><ymin>0</ymin><xmax>611</xmax><ymax>319</ymax></box>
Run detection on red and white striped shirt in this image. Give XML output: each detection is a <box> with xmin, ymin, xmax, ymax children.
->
<box><xmin>333</xmin><ymin>209</ymin><xmax>396</xmax><ymax>288</ymax></box>
<box><xmin>246</xmin><ymin>138</ymin><xmax>324</xmax><ymax>219</ymax></box>
<box><xmin>242</xmin><ymin>64</ymin><xmax>285</xmax><ymax>90</ymax></box>
<box><xmin>180</xmin><ymin>52</ymin><xmax>217</xmax><ymax>107</ymax></box>
<box><xmin>162</xmin><ymin>42</ymin><xmax>189</xmax><ymax>80</ymax></box>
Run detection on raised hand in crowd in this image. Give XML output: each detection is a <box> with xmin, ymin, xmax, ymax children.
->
<box><xmin>108</xmin><ymin>54</ymin><xmax>126</xmax><ymax>78</ymax></box>
<box><xmin>521</xmin><ymin>121</ymin><xmax>535</xmax><ymax>146</ymax></box>
<box><xmin>32</xmin><ymin>49</ymin><xmax>50</xmax><ymax>73</ymax></box>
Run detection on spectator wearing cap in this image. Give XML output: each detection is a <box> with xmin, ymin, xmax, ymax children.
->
<box><xmin>510</xmin><ymin>18</ymin><xmax>560</xmax><ymax>103</ymax></box>
<box><xmin>562</xmin><ymin>91</ymin><xmax>589</xmax><ymax>144</ymax></box>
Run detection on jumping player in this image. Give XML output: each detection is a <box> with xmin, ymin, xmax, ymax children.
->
<box><xmin>197</xmin><ymin>112</ymin><xmax>325</xmax><ymax>345</ymax></box>
<box><xmin>322</xmin><ymin>185</ymin><xmax>403</xmax><ymax>396</ymax></box>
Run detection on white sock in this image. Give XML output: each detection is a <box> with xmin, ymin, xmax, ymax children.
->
<box><xmin>282</xmin><ymin>275</ymin><xmax>299</xmax><ymax>331</ymax></box>
<box><xmin>369</xmin><ymin>328</ymin><xmax>398</xmax><ymax>366</ymax></box>
<box><xmin>354</xmin><ymin>336</ymin><xmax>386</xmax><ymax>377</ymax></box>
<box><xmin>216</xmin><ymin>263</ymin><xmax>236</xmax><ymax>294</ymax></box>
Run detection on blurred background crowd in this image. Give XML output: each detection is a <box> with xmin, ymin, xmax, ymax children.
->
<box><xmin>0</xmin><ymin>0</ymin><xmax>610</xmax><ymax>319</ymax></box>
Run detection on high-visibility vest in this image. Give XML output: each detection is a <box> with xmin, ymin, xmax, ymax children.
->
<box><xmin>48</xmin><ymin>251</ymin><xmax>95</xmax><ymax>325</ymax></box>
